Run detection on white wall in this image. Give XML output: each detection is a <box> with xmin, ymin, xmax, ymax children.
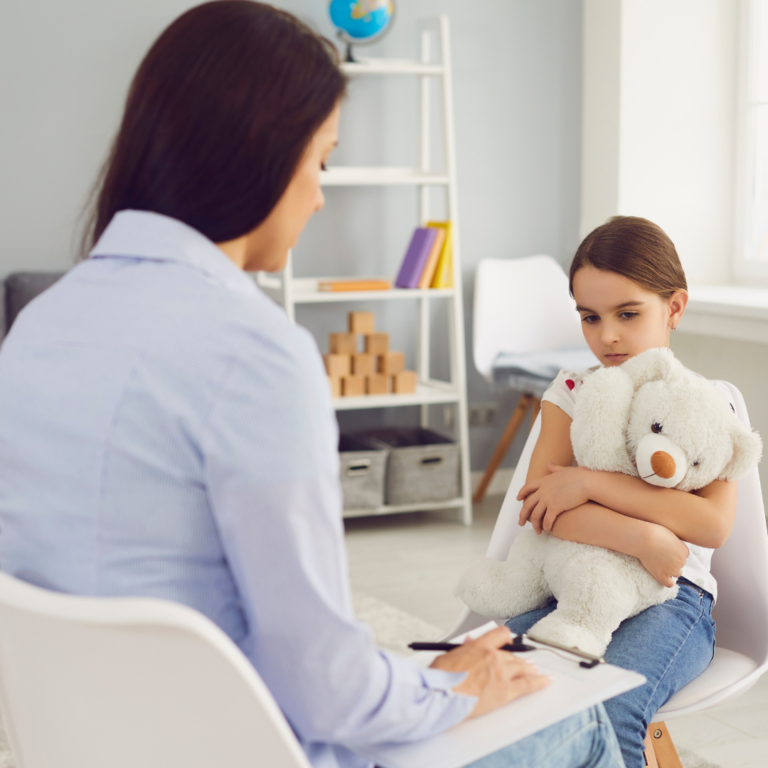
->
<box><xmin>0</xmin><ymin>0</ymin><xmax>584</xmax><ymax>472</ymax></box>
<box><xmin>580</xmin><ymin>1</ymin><xmax>768</xmax><ymax>501</ymax></box>
<box><xmin>673</xmin><ymin>333</ymin><xmax>768</xmax><ymax>496</ymax></box>
<box><xmin>581</xmin><ymin>0</ymin><xmax>737</xmax><ymax>285</ymax></box>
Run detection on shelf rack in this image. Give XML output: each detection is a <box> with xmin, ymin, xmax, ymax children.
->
<box><xmin>255</xmin><ymin>16</ymin><xmax>472</xmax><ymax>525</ymax></box>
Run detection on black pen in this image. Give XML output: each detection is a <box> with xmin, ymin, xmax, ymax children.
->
<box><xmin>409</xmin><ymin>639</ymin><xmax>535</xmax><ymax>653</ymax></box>
<box><xmin>408</xmin><ymin>635</ymin><xmax>605</xmax><ymax>668</ymax></box>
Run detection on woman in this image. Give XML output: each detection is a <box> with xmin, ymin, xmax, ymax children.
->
<box><xmin>0</xmin><ymin>3</ymin><xmax>622</xmax><ymax>766</ymax></box>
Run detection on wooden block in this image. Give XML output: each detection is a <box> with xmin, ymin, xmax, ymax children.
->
<box><xmin>377</xmin><ymin>351</ymin><xmax>405</xmax><ymax>375</ymax></box>
<box><xmin>341</xmin><ymin>375</ymin><xmax>366</xmax><ymax>397</ymax></box>
<box><xmin>348</xmin><ymin>311</ymin><xmax>375</xmax><ymax>335</ymax></box>
<box><xmin>351</xmin><ymin>353</ymin><xmax>376</xmax><ymax>376</ymax></box>
<box><xmin>363</xmin><ymin>332</ymin><xmax>389</xmax><ymax>355</ymax></box>
<box><xmin>329</xmin><ymin>333</ymin><xmax>357</xmax><ymax>355</ymax></box>
<box><xmin>391</xmin><ymin>370</ymin><xmax>417</xmax><ymax>394</ymax></box>
<box><xmin>328</xmin><ymin>376</ymin><xmax>342</xmax><ymax>398</ymax></box>
<box><xmin>366</xmin><ymin>374</ymin><xmax>389</xmax><ymax>395</ymax></box>
<box><xmin>323</xmin><ymin>354</ymin><xmax>351</xmax><ymax>378</ymax></box>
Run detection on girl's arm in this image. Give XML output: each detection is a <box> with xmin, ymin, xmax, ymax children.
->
<box><xmin>522</xmin><ymin>402</ymin><xmax>690</xmax><ymax>586</ymax></box>
<box><xmin>549</xmin><ymin>504</ymin><xmax>689</xmax><ymax>588</ymax></box>
<box><xmin>566</xmin><ymin>471</ymin><xmax>737</xmax><ymax>549</ymax></box>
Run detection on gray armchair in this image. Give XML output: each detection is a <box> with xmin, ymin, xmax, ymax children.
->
<box><xmin>3</xmin><ymin>272</ymin><xmax>65</xmax><ymax>336</ymax></box>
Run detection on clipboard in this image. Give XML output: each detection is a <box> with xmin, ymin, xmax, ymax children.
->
<box><xmin>353</xmin><ymin>622</ymin><xmax>646</xmax><ymax>768</ymax></box>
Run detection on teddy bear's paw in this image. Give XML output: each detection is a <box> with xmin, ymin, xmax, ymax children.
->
<box><xmin>454</xmin><ymin>558</ymin><xmax>547</xmax><ymax>620</ymax></box>
<box><xmin>454</xmin><ymin>560</ymin><xmax>507</xmax><ymax>619</ymax></box>
<box><xmin>528</xmin><ymin>615</ymin><xmax>610</xmax><ymax>658</ymax></box>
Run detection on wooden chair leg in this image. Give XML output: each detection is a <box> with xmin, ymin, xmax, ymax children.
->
<box><xmin>644</xmin><ymin>728</ymin><xmax>659</xmax><ymax>768</ymax></box>
<box><xmin>529</xmin><ymin>397</ymin><xmax>541</xmax><ymax>432</ymax></box>
<box><xmin>644</xmin><ymin>722</ymin><xmax>682</xmax><ymax>768</ymax></box>
<box><xmin>473</xmin><ymin>394</ymin><xmax>533</xmax><ymax>503</ymax></box>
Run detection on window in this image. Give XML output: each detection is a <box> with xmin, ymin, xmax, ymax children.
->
<box><xmin>736</xmin><ymin>0</ymin><xmax>768</xmax><ymax>280</ymax></box>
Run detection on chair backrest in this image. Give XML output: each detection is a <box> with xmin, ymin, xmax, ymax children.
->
<box><xmin>473</xmin><ymin>256</ymin><xmax>585</xmax><ymax>380</ymax></box>
<box><xmin>708</xmin><ymin>382</ymin><xmax>768</xmax><ymax>665</ymax></box>
<box><xmin>0</xmin><ymin>573</ymin><xmax>311</xmax><ymax>768</ymax></box>
<box><xmin>448</xmin><ymin>381</ymin><xmax>768</xmax><ymax>671</ymax></box>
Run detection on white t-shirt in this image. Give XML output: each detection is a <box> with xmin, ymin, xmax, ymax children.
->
<box><xmin>542</xmin><ymin>366</ymin><xmax>729</xmax><ymax>601</ymax></box>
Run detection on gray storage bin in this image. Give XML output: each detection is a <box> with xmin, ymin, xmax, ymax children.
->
<box><xmin>364</xmin><ymin>428</ymin><xmax>460</xmax><ymax>505</ymax></box>
<box><xmin>338</xmin><ymin>434</ymin><xmax>388</xmax><ymax>510</ymax></box>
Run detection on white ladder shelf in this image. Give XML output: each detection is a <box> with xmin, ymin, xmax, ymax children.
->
<box><xmin>256</xmin><ymin>16</ymin><xmax>472</xmax><ymax>525</ymax></box>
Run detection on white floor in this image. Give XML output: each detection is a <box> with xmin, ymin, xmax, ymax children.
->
<box><xmin>344</xmin><ymin>494</ymin><xmax>768</xmax><ymax>768</ymax></box>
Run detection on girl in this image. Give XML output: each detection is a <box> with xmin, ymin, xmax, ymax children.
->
<box><xmin>509</xmin><ymin>215</ymin><xmax>734</xmax><ymax>768</ymax></box>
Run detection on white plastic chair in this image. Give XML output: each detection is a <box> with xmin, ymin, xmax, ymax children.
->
<box><xmin>0</xmin><ymin>573</ymin><xmax>311</xmax><ymax>768</ymax></box>
<box><xmin>447</xmin><ymin>381</ymin><xmax>768</xmax><ymax>767</ymax></box>
<box><xmin>472</xmin><ymin>256</ymin><xmax>596</xmax><ymax>502</ymax></box>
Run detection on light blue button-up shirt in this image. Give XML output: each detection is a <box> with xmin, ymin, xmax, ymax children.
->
<box><xmin>0</xmin><ymin>210</ymin><xmax>474</xmax><ymax>767</ymax></box>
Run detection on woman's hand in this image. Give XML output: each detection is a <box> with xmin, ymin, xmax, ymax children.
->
<box><xmin>634</xmin><ymin>523</ymin><xmax>690</xmax><ymax>587</ymax></box>
<box><xmin>429</xmin><ymin>626</ymin><xmax>550</xmax><ymax>719</ymax></box>
<box><xmin>517</xmin><ymin>463</ymin><xmax>592</xmax><ymax>534</ymax></box>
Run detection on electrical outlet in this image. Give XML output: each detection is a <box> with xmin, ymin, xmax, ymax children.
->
<box><xmin>468</xmin><ymin>403</ymin><xmax>498</xmax><ymax>427</ymax></box>
<box><xmin>443</xmin><ymin>405</ymin><xmax>455</xmax><ymax>430</ymax></box>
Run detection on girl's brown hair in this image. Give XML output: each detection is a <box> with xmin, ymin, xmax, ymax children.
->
<box><xmin>569</xmin><ymin>216</ymin><xmax>688</xmax><ymax>298</ymax></box>
<box><xmin>84</xmin><ymin>1</ymin><xmax>346</xmax><ymax>251</ymax></box>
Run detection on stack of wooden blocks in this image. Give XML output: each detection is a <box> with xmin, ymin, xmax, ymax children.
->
<box><xmin>324</xmin><ymin>312</ymin><xmax>418</xmax><ymax>398</ymax></box>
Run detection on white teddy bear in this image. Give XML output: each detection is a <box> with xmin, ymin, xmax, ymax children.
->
<box><xmin>455</xmin><ymin>348</ymin><xmax>762</xmax><ymax>656</ymax></box>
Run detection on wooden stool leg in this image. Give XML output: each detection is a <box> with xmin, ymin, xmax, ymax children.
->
<box><xmin>645</xmin><ymin>722</ymin><xmax>682</xmax><ymax>768</ymax></box>
<box><xmin>473</xmin><ymin>394</ymin><xmax>533</xmax><ymax>503</ymax></box>
<box><xmin>529</xmin><ymin>397</ymin><xmax>541</xmax><ymax>432</ymax></box>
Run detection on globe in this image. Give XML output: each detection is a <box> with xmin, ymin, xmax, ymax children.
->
<box><xmin>328</xmin><ymin>0</ymin><xmax>395</xmax><ymax>62</ymax></box>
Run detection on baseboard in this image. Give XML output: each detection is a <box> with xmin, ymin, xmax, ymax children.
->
<box><xmin>470</xmin><ymin>467</ymin><xmax>516</xmax><ymax>498</ymax></box>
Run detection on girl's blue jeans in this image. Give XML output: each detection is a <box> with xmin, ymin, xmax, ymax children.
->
<box><xmin>464</xmin><ymin>703</ymin><xmax>625</xmax><ymax>767</ymax></box>
<box><xmin>504</xmin><ymin>578</ymin><xmax>716</xmax><ymax>768</ymax></box>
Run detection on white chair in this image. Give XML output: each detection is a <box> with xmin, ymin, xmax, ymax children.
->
<box><xmin>447</xmin><ymin>381</ymin><xmax>768</xmax><ymax>768</ymax></box>
<box><xmin>472</xmin><ymin>256</ymin><xmax>596</xmax><ymax>502</ymax></box>
<box><xmin>0</xmin><ymin>573</ymin><xmax>311</xmax><ymax>768</ymax></box>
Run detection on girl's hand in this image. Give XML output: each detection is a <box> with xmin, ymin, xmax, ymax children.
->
<box><xmin>635</xmin><ymin>524</ymin><xmax>690</xmax><ymax>587</ymax></box>
<box><xmin>517</xmin><ymin>463</ymin><xmax>591</xmax><ymax>534</ymax></box>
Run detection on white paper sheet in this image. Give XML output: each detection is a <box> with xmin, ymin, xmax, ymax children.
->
<box><xmin>354</xmin><ymin>622</ymin><xmax>645</xmax><ymax>768</ymax></box>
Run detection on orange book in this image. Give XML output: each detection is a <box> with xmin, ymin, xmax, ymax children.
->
<box><xmin>318</xmin><ymin>279</ymin><xmax>391</xmax><ymax>292</ymax></box>
<box><xmin>417</xmin><ymin>226</ymin><xmax>446</xmax><ymax>289</ymax></box>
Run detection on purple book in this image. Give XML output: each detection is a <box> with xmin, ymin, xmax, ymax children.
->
<box><xmin>395</xmin><ymin>228</ymin><xmax>438</xmax><ymax>289</ymax></box>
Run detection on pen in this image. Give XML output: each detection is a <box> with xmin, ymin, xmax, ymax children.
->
<box><xmin>409</xmin><ymin>639</ymin><xmax>536</xmax><ymax>653</ymax></box>
<box><xmin>409</xmin><ymin>634</ymin><xmax>605</xmax><ymax>668</ymax></box>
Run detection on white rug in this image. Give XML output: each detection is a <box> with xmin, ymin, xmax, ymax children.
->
<box><xmin>351</xmin><ymin>590</ymin><xmax>445</xmax><ymax>657</ymax></box>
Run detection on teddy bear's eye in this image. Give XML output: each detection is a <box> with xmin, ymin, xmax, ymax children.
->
<box><xmin>652</xmin><ymin>422</ymin><xmax>663</xmax><ymax>434</ymax></box>
<box><xmin>692</xmin><ymin>460</ymin><xmax>700</xmax><ymax>467</ymax></box>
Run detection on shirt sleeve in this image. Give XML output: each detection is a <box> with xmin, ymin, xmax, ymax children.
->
<box><xmin>201</xmin><ymin>320</ymin><xmax>475</xmax><ymax>748</ymax></box>
<box><xmin>541</xmin><ymin>369</ymin><xmax>582</xmax><ymax>419</ymax></box>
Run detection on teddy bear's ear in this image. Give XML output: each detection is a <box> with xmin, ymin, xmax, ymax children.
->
<box><xmin>719</xmin><ymin>420</ymin><xmax>763</xmax><ymax>483</ymax></box>
<box><xmin>620</xmin><ymin>347</ymin><xmax>685</xmax><ymax>390</ymax></box>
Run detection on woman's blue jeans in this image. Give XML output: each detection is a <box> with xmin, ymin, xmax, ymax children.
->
<box><xmin>505</xmin><ymin>579</ymin><xmax>716</xmax><ymax>768</ymax></box>
<box><xmin>464</xmin><ymin>703</ymin><xmax>624</xmax><ymax>767</ymax></box>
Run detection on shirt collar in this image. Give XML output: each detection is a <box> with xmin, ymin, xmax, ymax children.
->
<box><xmin>89</xmin><ymin>210</ymin><xmax>258</xmax><ymax>297</ymax></box>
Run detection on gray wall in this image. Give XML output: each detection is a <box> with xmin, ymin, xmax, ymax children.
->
<box><xmin>0</xmin><ymin>0</ymin><xmax>584</xmax><ymax>471</ymax></box>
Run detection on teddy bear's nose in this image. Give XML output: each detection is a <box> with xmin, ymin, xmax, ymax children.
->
<box><xmin>651</xmin><ymin>451</ymin><xmax>676</xmax><ymax>479</ymax></box>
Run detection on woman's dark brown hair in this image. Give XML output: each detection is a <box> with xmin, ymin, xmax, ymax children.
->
<box><xmin>84</xmin><ymin>1</ymin><xmax>346</xmax><ymax>251</ymax></box>
<box><xmin>569</xmin><ymin>216</ymin><xmax>688</xmax><ymax>298</ymax></box>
